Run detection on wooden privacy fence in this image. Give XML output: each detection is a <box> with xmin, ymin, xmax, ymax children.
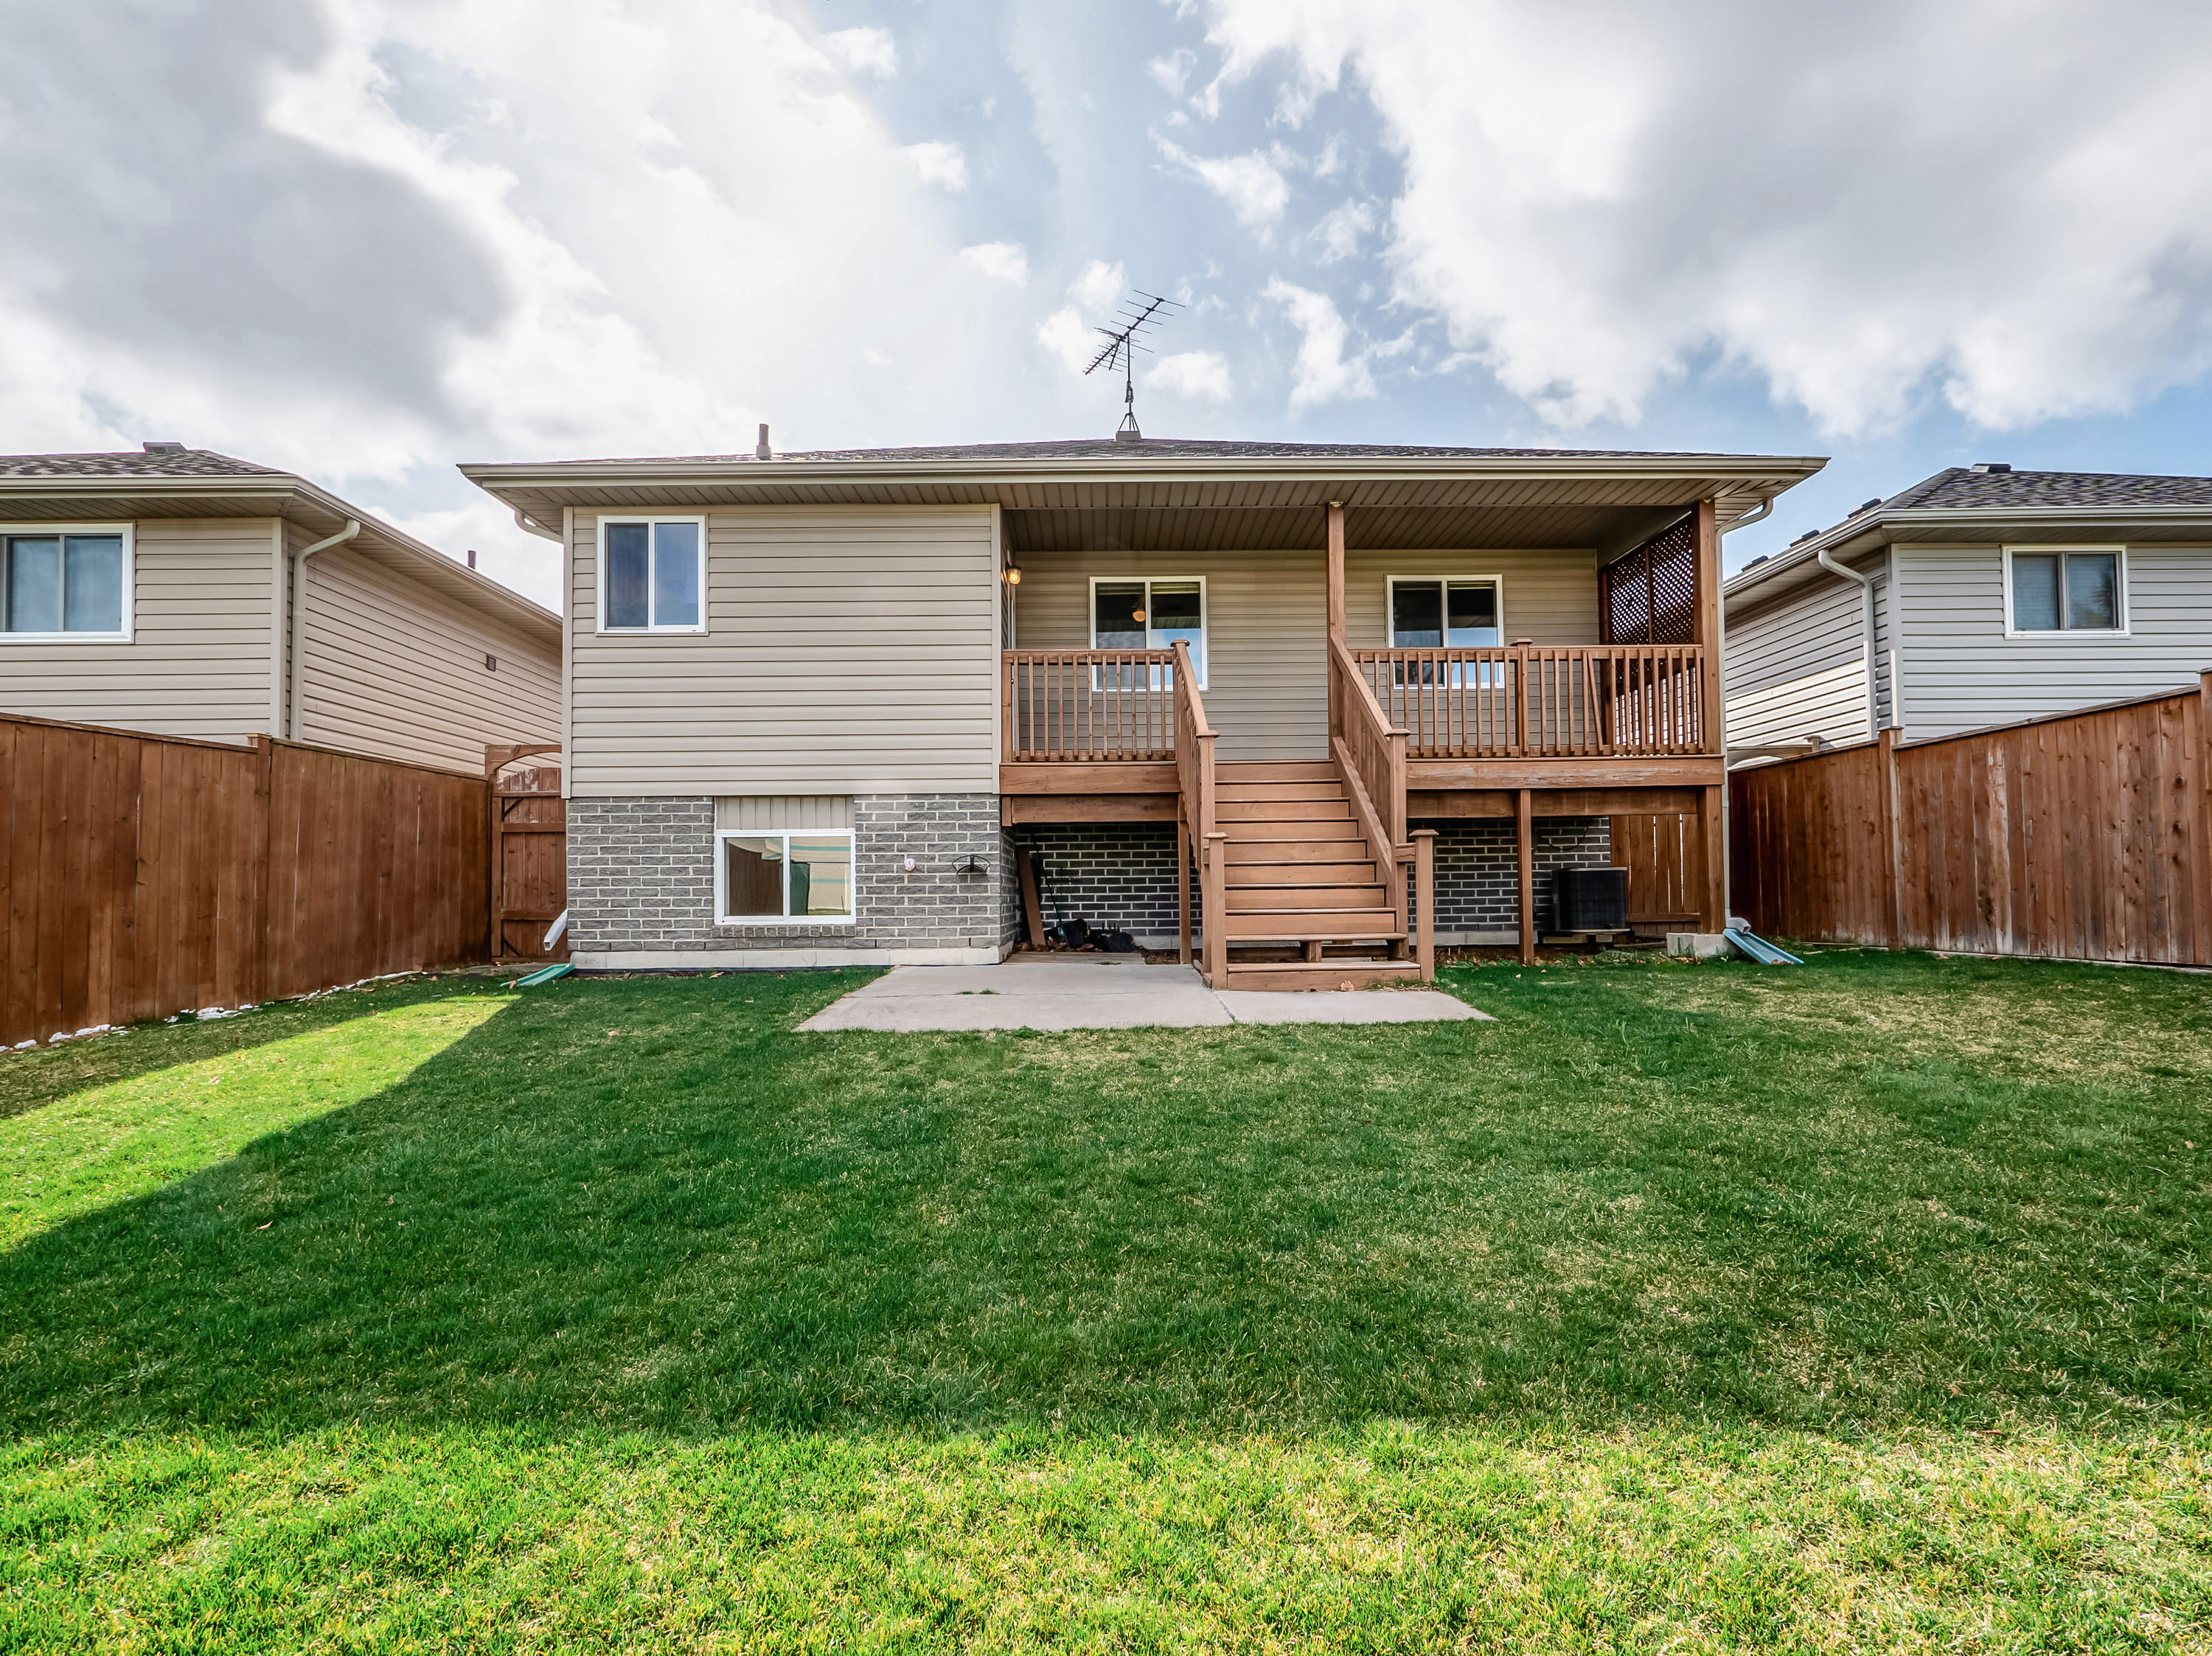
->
<box><xmin>487</xmin><ymin>743</ymin><xmax>568</xmax><ymax>963</ymax></box>
<box><xmin>1730</xmin><ymin>673</ymin><xmax>2212</xmax><ymax>967</ymax></box>
<box><xmin>1</xmin><ymin>713</ymin><xmax>498</xmax><ymax>1048</ymax></box>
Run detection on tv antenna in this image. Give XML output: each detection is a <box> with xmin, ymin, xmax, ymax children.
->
<box><xmin>1084</xmin><ymin>290</ymin><xmax>1182</xmax><ymax>442</ymax></box>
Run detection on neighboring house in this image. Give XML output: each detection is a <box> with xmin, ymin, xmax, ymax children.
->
<box><xmin>0</xmin><ymin>445</ymin><xmax>560</xmax><ymax>772</ymax></box>
<box><xmin>1724</xmin><ymin>465</ymin><xmax>2212</xmax><ymax>750</ymax></box>
<box><xmin>465</xmin><ymin>437</ymin><xmax>1821</xmax><ymax>982</ymax></box>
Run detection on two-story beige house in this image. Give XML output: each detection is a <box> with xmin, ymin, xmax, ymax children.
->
<box><xmin>0</xmin><ymin>445</ymin><xmax>559</xmax><ymax>773</ymax></box>
<box><xmin>463</xmin><ymin>437</ymin><xmax>1822</xmax><ymax>984</ymax></box>
<box><xmin>1725</xmin><ymin>465</ymin><xmax>2212</xmax><ymax>749</ymax></box>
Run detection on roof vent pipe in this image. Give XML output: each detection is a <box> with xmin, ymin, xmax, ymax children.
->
<box><xmin>755</xmin><ymin>423</ymin><xmax>771</xmax><ymax>461</ymax></box>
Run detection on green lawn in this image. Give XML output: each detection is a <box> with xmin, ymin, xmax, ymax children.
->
<box><xmin>2</xmin><ymin>952</ymin><xmax>2208</xmax><ymax>1651</ymax></box>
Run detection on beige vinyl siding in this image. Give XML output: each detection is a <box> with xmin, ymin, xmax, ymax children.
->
<box><xmin>1015</xmin><ymin>546</ymin><xmax>1601</xmax><ymax>762</ymax></box>
<box><xmin>716</xmin><ymin>796</ymin><xmax>851</xmax><ymax>830</ymax></box>
<box><xmin>0</xmin><ymin>517</ymin><xmax>276</xmax><ymax>742</ymax></box>
<box><xmin>1894</xmin><ymin>542</ymin><xmax>2212</xmax><ymax>740</ymax></box>
<box><xmin>293</xmin><ymin>535</ymin><xmax>560</xmax><ymax>773</ymax></box>
<box><xmin>1722</xmin><ymin>574</ymin><xmax>1871</xmax><ymax>748</ymax></box>
<box><xmin>569</xmin><ymin>507</ymin><xmax>999</xmax><ymax>796</ymax></box>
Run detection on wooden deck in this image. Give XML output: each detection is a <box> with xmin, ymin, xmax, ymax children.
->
<box><xmin>1000</xmin><ymin>501</ymin><xmax>1731</xmax><ymax>970</ymax></box>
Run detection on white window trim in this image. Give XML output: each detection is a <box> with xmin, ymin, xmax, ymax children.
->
<box><xmin>1087</xmin><ymin>574</ymin><xmax>1208</xmax><ymax>688</ymax></box>
<box><xmin>0</xmin><ymin>522</ymin><xmax>133</xmax><ymax>643</ymax></box>
<box><xmin>596</xmin><ymin>515</ymin><xmax>707</xmax><ymax>634</ymax></box>
<box><xmin>1384</xmin><ymin>574</ymin><xmax>1506</xmax><ymax>647</ymax></box>
<box><xmin>714</xmin><ymin>828</ymin><xmax>857</xmax><ymax>927</ymax></box>
<box><xmin>2002</xmin><ymin>544</ymin><xmax>2129</xmax><ymax>639</ymax></box>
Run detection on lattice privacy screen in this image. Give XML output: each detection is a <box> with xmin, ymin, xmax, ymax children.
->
<box><xmin>1600</xmin><ymin>518</ymin><xmax>1697</xmax><ymax>645</ymax></box>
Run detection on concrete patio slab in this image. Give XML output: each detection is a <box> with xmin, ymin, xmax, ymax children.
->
<box><xmin>799</xmin><ymin>955</ymin><xmax>1489</xmax><ymax>1032</ymax></box>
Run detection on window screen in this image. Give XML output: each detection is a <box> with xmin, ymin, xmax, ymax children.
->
<box><xmin>603</xmin><ymin>518</ymin><xmax>702</xmax><ymax>630</ymax></box>
<box><xmin>2012</xmin><ymin>551</ymin><xmax>2121</xmax><ymax>631</ymax></box>
<box><xmin>1091</xmin><ymin>577</ymin><xmax>1206</xmax><ymax>686</ymax></box>
<box><xmin>720</xmin><ymin>832</ymin><xmax>855</xmax><ymax>922</ymax></box>
<box><xmin>1390</xmin><ymin>579</ymin><xmax>1498</xmax><ymax>647</ymax></box>
<box><xmin>3</xmin><ymin>534</ymin><xmax>123</xmax><ymax>634</ymax></box>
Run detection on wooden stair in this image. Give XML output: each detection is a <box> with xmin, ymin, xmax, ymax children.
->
<box><xmin>1211</xmin><ymin>761</ymin><xmax>1422</xmax><ymax>989</ymax></box>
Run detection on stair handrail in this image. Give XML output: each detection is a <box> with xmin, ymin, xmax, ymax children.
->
<box><xmin>1328</xmin><ymin>637</ymin><xmax>1411</xmax><ymax>949</ymax></box>
<box><xmin>1172</xmin><ymin>641</ymin><xmax>1226</xmax><ymax>984</ymax></box>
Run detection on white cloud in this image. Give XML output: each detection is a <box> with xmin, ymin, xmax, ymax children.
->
<box><xmin>0</xmin><ymin>0</ymin><xmax>1039</xmax><ymax>602</ymax></box>
<box><xmin>901</xmin><ymin>139</ymin><xmax>968</xmax><ymax>192</ymax></box>
<box><xmin>1149</xmin><ymin>349</ymin><xmax>1234</xmax><ymax>402</ymax></box>
<box><xmin>1198</xmin><ymin>0</ymin><xmax>2212</xmax><ymax>434</ymax></box>
<box><xmin>1068</xmin><ymin>258</ymin><xmax>1129</xmax><ymax>314</ymax></box>
<box><xmin>959</xmin><ymin>241</ymin><xmax>1030</xmax><ymax>285</ymax></box>
<box><xmin>1036</xmin><ymin>260</ymin><xmax>1129</xmax><ymax>375</ymax></box>
<box><xmin>375</xmin><ymin>495</ymin><xmax>562</xmax><ymax>608</ymax></box>
<box><xmin>1155</xmin><ymin>137</ymin><xmax>1290</xmax><ymax>230</ymax></box>
<box><xmin>821</xmin><ymin>26</ymin><xmax>897</xmax><ymax>77</ymax></box>
<box><xmin>1265</xmin><ymin>276</ymin><xmax>1374</xmax><ymax>411</ymax></box>
<box><xmin>1307</xmin><ymin>199</ymin><xmax>1374</xmax><ymax>265</ymax></box>
<box><xmin>1148</xmin><ymin>47</ymin><xmax>1197</xmax><ymax>95</ymax></box>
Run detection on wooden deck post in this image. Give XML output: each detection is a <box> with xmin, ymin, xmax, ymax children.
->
<box><xmin>1697</xmin><ymin>784</ymin><xmax>1727</xmax><ymax>933</ymax></box>
<box><xmin>1203</xmin><ymin>831</ymin><xmax>1229</xmax><ymax>987</ymax></box>
<box><xmin>1694</xmin><ymin>498</ymin><xmax>1722</xmax><ymax>754</ymax></box>
<box><xmin>1326</xmin><ymin>500</ymin><xmax>1346</xmax><ymax>739</ymax></box>
<box><xmin>1412</xmin><ymin>828</ymin><xmax>1437</xmax><ymax>980</ymax></box>
<box><xmin>1517</xmin><ymin>787</ymin><xmax>1537</xmax><ymax>965</ymax></box>
<box><xmin>1177</xmin><ymin>816</ymin><xmax>1192</xmax><ymax>964</ymax></box>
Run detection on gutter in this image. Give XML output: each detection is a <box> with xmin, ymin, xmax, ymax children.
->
<box><xmin>287</xmin><ymin>519</ymin><xmax>359</xmax><ymax>740</ymax></box>
<box><xmin>1815</xmin><ymin>544</ymin><xmax>1881</xmax><ymax>741</ymax></box>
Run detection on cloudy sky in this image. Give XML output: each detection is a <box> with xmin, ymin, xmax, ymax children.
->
<box><xmin>5</xmin><ymin>0</ymin><xmax>2211</xmax><ymax>606</ymax></box>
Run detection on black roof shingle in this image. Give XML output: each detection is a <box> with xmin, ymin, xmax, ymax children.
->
<box><xmin>1901</xmin><ymin>467</ymin><xmax>2212</xmax><ymax>509</ymax></box>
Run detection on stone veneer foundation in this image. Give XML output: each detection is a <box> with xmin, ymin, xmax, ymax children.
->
<box><xmin>568</xmin><ymin>794</ymin><xmax>1018</xmax><ymax>968</ymax></box>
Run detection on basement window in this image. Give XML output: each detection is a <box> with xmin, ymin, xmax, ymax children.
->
<box><xmin>599</xmin><ymin>517</ymin><xmax>704</xmax><ymax>632</ymax></box>
<box><xmin>2</xmin><ymin>529</ymin><xmax>129</xmax><ymax>639</ymax></box>
<box><xmin>716</xmin><ymin>831</ymin><xmax>855</xmax><ymax>925</ymax></box>
<box><xmin>2006</xmin><ymin>547</ymin><xmax>2124</xmax><ymax>635</ymax></box>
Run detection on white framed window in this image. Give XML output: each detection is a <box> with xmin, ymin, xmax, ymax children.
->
<box><xmin>715</xmin><ymin>829</ymin><xmax>855</xmax><ymax>925</ymax></box>
<box><xmin>597</xmin><ymin>516</ymin><xmax>705</xmax><ymax>633</ymax></box>
<box><xmin>1</xmin><ymin>524</ymin><xmax>131</xmax><ymax>641</ymax></box>
<box><xmin>2003</xmin><ymin>546</ymin><xmax>2126</xmax><ymax>636</ymax></box>
<box><xmin>1090</xmin><ymin>576</ymin><xmax>1206</xmax><ymax>688</ymax></box>
<box><xmin>1387</xmin><ymin>574</ymin><xmax>1502</xmax><ymax>685</ymax></box>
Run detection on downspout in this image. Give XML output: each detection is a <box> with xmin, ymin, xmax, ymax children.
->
<box><xmin>287</xmin><ymin>519</ymin><xmax>359</xmax><ymax>740</ymax></box>
<box><xmin>1816</xmin><ymin>544</ymin><xmax>1880</xmax><ymax>742</ymax></box>
<box><xmin>511</xmin><ymin>507</ymin><xmax>563</xmax><ymax>543</ymax></box>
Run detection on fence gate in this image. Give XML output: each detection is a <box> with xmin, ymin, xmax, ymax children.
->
<box><xmin>487</xmin><ymin>743</ymin><xmax>568</xmax><ymax>961</ymax></box>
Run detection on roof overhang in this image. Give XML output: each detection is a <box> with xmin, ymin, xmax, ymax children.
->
<box><xmin>461</xmin><ymin>450</ymin><xmax>1827</xmax><ymax>554</ymax></box>
<box><xmin>0</xmin><ymin>470</ymin><xmax>559</xmax><ymax>644</ymax></box>
<box><xmin>1726</xmin><ymin>504</ymin><xmax>2212</xmax><ymax>616</ymax></box>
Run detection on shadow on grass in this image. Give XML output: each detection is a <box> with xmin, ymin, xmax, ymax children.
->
<box><xmin>2</xmin><ymin>956</ymin><xmax>2207</xmax><ymax>1441</ymax></box>
<box><xmin>0</xmin><ymin>975</ymin><xmax>501</xmax><ymax>1122</ymax></box>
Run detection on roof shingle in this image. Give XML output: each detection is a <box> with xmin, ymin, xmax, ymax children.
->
<box><xmin>0</xmin><ymin>449</ymin><xmax>287</xmax><ymax>479</ymax></box>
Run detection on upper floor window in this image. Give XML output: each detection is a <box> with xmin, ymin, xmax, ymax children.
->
<box><xmin>1091</xmin><ymin>577</ymin><xmax>1206</xmax><ymax>686</ymax></box>
<box><xmin>2</xmin><ymin>529</ymin><xmax>128</xmax><ymax>639</ymax></box>
<box><xmin>2007</xmin><ymin>547</ymin><xmax>2124</xmax><ymax>635</ymax></box>
<box><xmin>599</xmin><ymin>517</ymin><xmax>703</xmax><ymax>632</ymax></box>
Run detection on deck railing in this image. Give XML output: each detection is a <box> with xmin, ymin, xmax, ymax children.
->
<box><xmin>1171</xmin><ymin>641</ymin><xmax>1223</xmax><ymax>982</ymax></box>
<box><xmin>1327</xmin><ymin>638</ymin><xmax>1411</xmax><ymax>956</ymax></box>
<box><xmin>1350</xmin><ymin>644</ymin><xmax>1707</xmax><ymax>759</ymax></box>
<box><xmin>1004</xmin><ymin>648</ymin><xmax>1181</xmax><ymax>761</ymax></box>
